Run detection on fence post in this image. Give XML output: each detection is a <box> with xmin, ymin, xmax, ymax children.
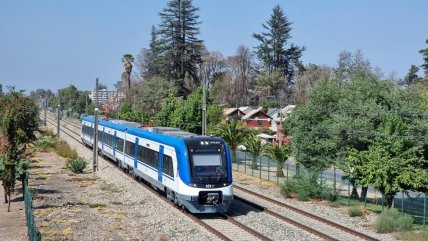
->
<box><xmin>333</xmin><ymin>166</ymin><xmax>336</xmax><ymax>193</ymax></box>
<box><xmin>244</xmin><ymin>152</ymin><xmax>247</xmax><ymax>174</ymax></box>
<box><xmin>401</xmin><ymin>191</ymin><xmax>404</xmax><ymax>215</ymax></box>
<box><xmin>237</xmin><ymin>151</ymin><xmax>240</xmax><ymax>171</ymax></box>
<box><xmin>381</xmin><ymin>194</ymin><xmax>384</xmax><ymax>212</ymax></box>
<box><xmin>259</xmin><ymin>156</ymin><xmax>262</xmax><ymax>180</ymax></box>
<box><xmin>348</xmin><ymin>181</ymin><xmax>350</xmax><ymax>206</ymax></box>
<box><xmin>286</xmin><ymin>164</ymin><xmax>288</xmax><ymax>182</ymax></box>
<box><xmin>267</xmin><ymin>157</ymin><xmax>270</xmax><ymax>181</ymax></box>
<box><xmin>424</xmin><ymin>193</ymin><xmax>427</xmax><ymax>230</ymax></box>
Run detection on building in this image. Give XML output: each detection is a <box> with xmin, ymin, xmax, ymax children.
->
<box><xmin>241</xmin><ymin>108</ymin><xmax>272</xmax><ymax>129</ymax></box>
<box><xmin>88</xmin><ymin>89</ymin><xmax>125</xmax><ymax>107</ymax></box>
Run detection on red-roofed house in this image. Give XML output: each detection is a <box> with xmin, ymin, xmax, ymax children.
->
<box><xmin>241</xmin><ymin>108</ymin><xmax>272</xmax><ymax>129</ymax></box>
<box><xmin>222</xmin><ymin>108</ymin><xmax>246</xmax><ymax>123</ymax></box>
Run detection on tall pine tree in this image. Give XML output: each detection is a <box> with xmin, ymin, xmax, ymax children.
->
<box><xmin>253</xmin><ymin>5</ymin><xmax>304</xmax><ymax>85</ymax></box>
<box><xmin>419</xmin><ymin>39</ymin><xmax>428</xmax><ymax>78</ymax></box>
<box><xmin>157</xmin><ymin>0</ymin><xmax>203</xmax><ymax>97</ymax></box>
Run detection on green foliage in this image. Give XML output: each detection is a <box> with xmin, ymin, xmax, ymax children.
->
<box><xmin>419</xmin><ymin>39</ymin><xmax>428</xmax><ymax>77</ymax></box>
<box><xmin>375</xmin><ymin>209</ymin><xmax>413</xmax><ymax>233</ymax></box>
<box><xmin>206</xmin><ymin>104</ymin><xmax>223</xmax><ymax>128</ymax></box>
<box><xmin>348</xmin><ymin>207</ymin><xmax>363</xmax><ymax>217</ymax></box>
<box><xmin>404</xmin><ymin>65</ymin><xmax>421</xmax><ymax>86</ymax></box>
<box><xmin>243</xmin><ymin>134</ymin><xmax>264</xmax><ymax>169</ymax></box>
<box><xmin>119</xmin><ymin>101</ymin><xmax>132</xmax><ymax>116</ymax></box>
<box><xmin>35</xmin><ymin>138</ymin><xmax>55</xmax><ymax>151</ymax></box>
<box><xmin>156</xmin><ymin>0</ymin><xmax>202</xmax><ymax>96</ymax></box>
<box><xmin>67</xmin><ymin>158</ymin><xmax>88</xmax><ymax>174</ymax></box>
<box><xmin>263</xmin><ymin>143</ymin><xmax>291</xmax><ymax>177</ymax></box>
<box><xmin>121</xmin><ymin>111</ymin><xmax>152</xmax><ymax>124</ymax></box>
<box><xmin>283</xmin><ymin>171</ymin><xmax>338</xmax><ymax>201</ymax></box>
<box><xmin>135</xmin><ymin>76</ymin><xmax>175</xmax><ymax>115</ymax></box>
<box><xmin>253</xmin><ymin>5</ymin><xmax>304</xmax><ymax>85</ymax></box>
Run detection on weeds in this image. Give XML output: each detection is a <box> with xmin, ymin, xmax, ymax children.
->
<box><xmin>55</xmin><ymin>140</ymin><xmax>78</xmax><ymax>159</ymax></box>
<box><xmin>89</xmin><ymin>203</ymin><xmax>107</xmax><ymax>208</ymax></box>
<box><xmin>348</xmin><ymin>206</ymin><xmax>363</xmax><ymax>217</ymax></box>
<box><xmin>375</xmin><ymin>209</ymin><xmax>413</xmax><ymax>233</ymax></box>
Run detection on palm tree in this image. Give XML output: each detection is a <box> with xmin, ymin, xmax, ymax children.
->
<box><xmin>210</xmin><ymin>121</ymin><xmax>249</xmax><ymax>163</ymax></box>
<box><xmin>244</xmin><ymin>134</ymin><xmax>264</xmax><ymax>169</ymax></box>
<box><xmin>263</xmin><ymin>143</ymin><xmax>291</xmax><ymax>177</ymax></box>
<box><xmin>121</xmin><ymin>54</ymin><xmax>135</xmax><ymax>91</ymax></box>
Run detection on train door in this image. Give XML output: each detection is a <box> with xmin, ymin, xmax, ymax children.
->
<box><xmin>113</xmin><ymin>131</ymin><xmax>117</xmax><ymax>156</ymax></box>
<box><xmin>133</xmin><ymin>137</ymin><xmax>139</xmax><ymax>169</ymax></box>
<box><xmin>157</xmin><ymin>145</ymin><xmax>164</xmax><ymax>182</ymax></box>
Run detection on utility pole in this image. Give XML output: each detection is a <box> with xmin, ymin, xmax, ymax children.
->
<box><xmin>44</xmin><ymin>98</ymin><xmax>47</xmax><ymax>126</ymax></box>
<box><xmin>202</xmin><ymin>78</ymin><xmax>207</xmax><ymax>135</ymax></box>
<box><xmin>93</xmin><ymin>108</ymin><xmax>99</xmax><ymax>172</ymax></box>
<box><xmin>85</xmin><ymin>93</ymin><xmax>88</xmax><ymax>115</ymax></box>
<box><xmin>95</xmin><ymin>78</ymin><xmax>99</xmax><ymax>109</ymax></box>
<box><xmin>57</xmin><ymin>90</ymin><xmax>60</xmax><ymax>138</ymax></box>
<box><xmin>116</xmin><ymin>88</ymin><xmax>120</xmax><ymax>119</ymax></box>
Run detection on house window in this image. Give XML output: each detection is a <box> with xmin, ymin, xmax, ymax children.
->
<box><xmin>257</xmin><ymin>120</ymin><xmax>263</xmax><ymax>126</ymax></box>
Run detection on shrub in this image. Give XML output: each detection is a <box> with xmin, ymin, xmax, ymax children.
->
<box><xmin>35</xmin><ymin>138</ymin><xmax>55</xmax><ymax>151</ymax></box>
<box><xmin>39</xmin><ymin>128</ymin><xmax>56</xmax><ymax>138</ymax></box>
<box><xmin>283</xmin><ymin>171</ymin><xmax>338</xmax><ymax>201</ymax></box>
<box><xmin>375</xmin><ymin>209</ymin><xmax>413</xmax><ymax>233</ymax></box>
<box><xmin>397</xmin><ymin>214</ymin><xmax>413</xmax><ymax>232</ymax></box>
<box><xmin>67</xmin><ymin>158</ymin><xmax>88</xmax><ymax>174</ymax></box>
<box><xmin>55</xmin><ymin>140</ymin><xmax>78</xmax><ymax>159</ymax></box>
<box><xmin>348</xmin><ymin>207</ymin><xmax>363</xmax><ymax>217</ymax></box>
<box><xmin>296</xmin><ymin>191</ymin><xmax>309</xmax><ymax>201</ymax></box>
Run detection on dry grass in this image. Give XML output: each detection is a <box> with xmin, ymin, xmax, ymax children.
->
<box><xmin>79</xmin><ymin>181</ymin><xmax>96</xmax><ymax>187</ymax></box>
<box><xmin>89</xmin><ymin>203</ymin><xmax>107</xmax><ymax>209</ymax></box>
<box><xmin>99</xmin><ymin>209</ymin><xmax>127</xmax><ymax>216</ymax></box>
<box><xmin>42</xmin><ymin>228</ymin><xmax>74</xmax><ymax>237</ymax></box>
<box><xmin>54</xmin><ymin>140</ymin><xmax>79</xmax><ymax>160</ymax></box>
<box><xmin>111</xmin><ymin>201</ymin><xmax>123</xmax><ymax>205</ymax></box>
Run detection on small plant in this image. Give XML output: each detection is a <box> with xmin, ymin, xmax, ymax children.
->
<box><xmin>111</xmin><ymin>201</ymin><xmax>123</xmax><ymax>205</ymax></box>
<box><xmin>55</xmin><ymin>140</ymin><xmax>78</xmax><ymax>159</ymax></box>
<box><xmin>296</xmin><ymin>191</ymin><xmax>309</xmax><ymax>201</ymax></box>
<box><xmin>397</xmin><ymin>214</ymin><xmax>413</xmax><ymax>232</ymax></box>
<box><xmin>39</xmin><ymin>128</ymin><xmax>56</xmax><ymax>138</ymax></box>
<box><xmin>348</xmin><ymin>206</ymin><xmax>363</xmax><ymax>217</ymax></box>
<box><xmin>89</xmin><ymin>203</ymin><xmax>107</xmax><ymax>208</ymax></box>
<box><xmin>376</xmin><ymin>209</ymin><xmax>413</xmax><ymax>233</ymax></box>
<box><xmin>67</xmin><ymin>158</ymin><xmax>88</xmax><ymax>174</ymax></box>
<box><xmin>283</xmin><ymin>171</ymin><xmax>338</xmax><ymax>201</ymax></box>
<box><xmin>35</xmin><ymin>138</ymin><xmax>55</xmax><ymax>151</ymax></box>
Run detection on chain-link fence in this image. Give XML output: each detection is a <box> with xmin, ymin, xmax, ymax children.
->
<box><xmin>232</xmin><ymin>150</ymin><xmax>428</xmax><ymax>229</ymax></box>
<box><xmin>24</xmin><ymin>172</ymin><xmax>41</xmax><ymax>241</ymax></box>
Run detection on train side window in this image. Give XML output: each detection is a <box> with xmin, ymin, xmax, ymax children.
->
<box><xmin>137</xmin><ymin>145</ymin><xmax>145</xmax><ymax>162</ymax></box>
<box><xmin>125</xmin><ymin>140</ymin><xmax>135</xmax><ymax>157</ymax></box>
<box><xmin>116</xmin><ymin>137</ymin><xmax>124</xmax><ymax>152</ymax></box>
<box><xmin>162</xmin><ymin>155</ymin><xmax>173</xmax><ymax>177</ymax></box>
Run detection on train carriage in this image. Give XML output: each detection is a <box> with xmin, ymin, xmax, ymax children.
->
<box><xmin>80</xmin><ymin>116</ymin><xmax>233</xmax><ymax>213</ymax></box>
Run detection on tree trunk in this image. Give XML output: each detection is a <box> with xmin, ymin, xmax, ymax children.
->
<box><xmin>384</xmin><ymin>192</ymin><xmax>395</xmax><ymax>208</ymax></box>
<box><xmin>351</xmin><ymin>184</ymin><xmax>359</xmax><ymax>199</ymax></box>
<box><xmin>7</xmin><ymin>193</ymin><xmax>11</xmax><ymax>212</ymax></box>
<box><xmin>276</xmin><ymin>161</ymin><xmax>284</xmax><ymax>177</ymax></box>
<box><xmin>360</xmin><ymin>186</ymin><xmax>368</xmax><ymax>201</ymax></box>
<box><xmin>251</xmin><ymin>157</ymin><xmax>258</xmax><ymax>169</ymax></box>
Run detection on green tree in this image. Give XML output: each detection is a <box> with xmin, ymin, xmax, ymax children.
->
<box><xmin>0</xmin><ymin>90</ymin><xmax>38</xmax><ymax>211</ymax></box>
<box><xmin>404</xmin><ymin>65</ymin><xmax>421</xmax><ymax>86</ymax></box>
<box><xmin>156</xmin><ymin>89</ymin><xmax>181</xmax><ymax>127</ymax></box>
<box><xmin>135</xmin><ymin>76</ymin><xmax>175</xmax><ymax>115</ymax></box>
<box><xmin>336</xmin><ymin>50</ymin><xmax>371</xmax><ymax>80</ymax></box>
<box><xmin>244</xmin><ymin>134</ymin><xmax>264</xmax><ymax>169</ymax></box>
<box><xmin>419</xmin><ymin>39</ymin><xmax>428</xmax><ymax>77</ymax></box>
<box><xmin>347</xmin><ymin>116</ymin><xmax>428</xmax><ymax>207</ymax></box>
<box><xmin>210</xmin><ymin>121</ymin><xmax>249</xmax><ymax>163</ymax></box>
<box><xmin>263</xmin><ymin>143</ymin><xmax>291</xmax><ymax>177</ymax></box>
<box><xmin>157</xmin><ymin>0</ymin><xmax>203</xmax><ymax>96</ymax></box>
<box><xmin>121</xmin><ymin>54</ymin><xmax>135</xmax><ymax>91</ymax></box>
<box><xmin>253</xmin><ymin>5</ymin><xmax>304</xmax><ymax>85</ymax></box>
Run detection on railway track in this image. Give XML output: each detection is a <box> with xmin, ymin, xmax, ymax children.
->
<box><xmin>44</xmin><ymin>113</ymin><xmax>380</xmax><ymax>241</ymax></box>
<box><xmin>44</xmin><ymin>114</ymin><xmax>271</xmax><ymax>241</ymax></box>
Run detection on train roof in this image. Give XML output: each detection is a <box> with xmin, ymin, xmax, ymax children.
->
<box><xmin>81</xmin><ymin>115</ymin><xmax>200</xmax><ymax>140</ymax></box>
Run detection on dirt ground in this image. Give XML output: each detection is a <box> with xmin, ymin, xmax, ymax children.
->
<box><xmin>0</xmin><ymin>181</ymin><xmax>27</xmax><ymax>241</ymax></box>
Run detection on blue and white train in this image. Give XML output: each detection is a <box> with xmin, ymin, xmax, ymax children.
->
<box><xmin>80</xmin><ymin>116</ymin><xmax>233</xmax><ymax>213</ymax></box>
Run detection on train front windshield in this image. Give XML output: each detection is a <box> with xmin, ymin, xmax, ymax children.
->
<box><xmin>190</xmin><ymin>149</ymin><xmax>227</xmax><ymax>179</ymax></box>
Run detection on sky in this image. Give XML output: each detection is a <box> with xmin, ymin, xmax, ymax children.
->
<box><xmin>0</xmin><ymin>0</ymin><xmax>427</xmax><ymax>93</ymax></box>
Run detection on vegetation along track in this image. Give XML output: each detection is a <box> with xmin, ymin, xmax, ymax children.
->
<box><xmin>44</xmin><ymin>114</ymin><xmax>272</xmax><ymax>241</ymax></box>
<box><xmin>234</xmin><ymin>185</ymin><xmax>378</xmax><ymax>241</ymax></box>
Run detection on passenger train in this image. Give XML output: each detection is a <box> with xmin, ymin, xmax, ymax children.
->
<box><xmin>80</xmin><ymin>116</ymin><xmax>233</xmax><ymax>213</ymax></box>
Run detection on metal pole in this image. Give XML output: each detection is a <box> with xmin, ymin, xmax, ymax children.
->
<box><xmin>44</xmin><ymin>99</ymin><xmax>47</xmax><ymax>126</ymax></box>
<box><xmin>116</xmin><ymin>89</ymin><xmax>120</xmax><ymax>119</ymax></box>
<box><xmin>93</xmin><ymin>108</ymin><xmax>99</xmax><ymax>172</ymax></box>
<box><xmin>56</xmin><ymin>104</ymin><xmax>60</xmax><ymax>138</ymax></box>
<box><xmin>202</xmin><ymin>78</ymin><xmax>207</xmax><ymax>135</ymax></box>
<box><xmin>286</xmin><ymin>164</ymin><xmax>288</xmax><ymax>182</ymax></box>
<box><xmin>267</xmin><ymin>157</ymin><xmax>270</xmax><ymax>181</ymax></box>
<box><xmin>259</xmin><ymin>156</ymin><xmax>262</xmax><ymax>180</ymax></box>
<box><xmin>348</xmin><ymin>181</ymin><xmax>350</xmax><ymax>206</ymax></box>
<box><xmin>95</xmin><ymin>78</ymin><xmax>99</xmax><ymax>109</ymax></box>
<box><xmin>381</xmin><ymin>194</ymin><xmax>384</xmax><ymax>212</ymax></box>
<box><xmin>333</xmin><ymin>166</ymin><xmax>336</xmax><ymax>193</ymax></box>
<box><xmin>424</xmin><ymin>193</ymin><xmax>427</xmax><ymax>230</ymax></box>
<box><xmin>244</xmin><ymin>152</ymin><xmax>247</xmax><ymax>174</ymax></box>
<box><xmin>85</xmin><ymin>93</ymin><xmax>88</xmax><ymax>115</ymax></box>
<box><xmin>401</xmin><ymin>191</ymin><xmax>404</xmax><ymax>214</ymax></box>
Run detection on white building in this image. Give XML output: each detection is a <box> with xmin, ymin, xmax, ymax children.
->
<box><xmin>88</xmin><ymin>89</ymin><xmax>125</xmax><ymax>106</ymax></box>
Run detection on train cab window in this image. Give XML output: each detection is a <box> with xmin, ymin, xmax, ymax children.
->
<box><xmin>190</xmin><ymin>149</ymin><xmax>227</xmax><ymax>178</ymax></box>
<box><xmin>162</xmin><ymin>155</ymin><xmax>174</xmax><ymax>177</ymax></box>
